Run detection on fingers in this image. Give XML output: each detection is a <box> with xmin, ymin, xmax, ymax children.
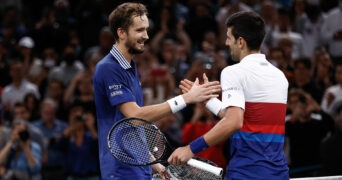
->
<box><xmin>203</xmin><ymin>73</ymin><xmax>209</xmax><ymax>84</ymax></box>
<box><xmin>193</xmin><ymin>78</ymin><xmax>199</xmax><ymax>85</ymax></box>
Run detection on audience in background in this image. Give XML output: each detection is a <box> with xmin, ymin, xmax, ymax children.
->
<box><xmin>0</xmin><ymin>0</ymin><xmax>342</xmax><ymax>179</ymax></box>
<box><xmin>0</xmin><ymin>119</ymin><xmax>42</xmax><ymax>180</ymax></box>
<box><xmin>31</xmin><ymin>98</ymin><xmax>67</xmax><ymax>180</ymax></box>
<box><xmin>285</xmin><ymin>89</ymin><xmax>335</xmax><ymax>177</ymax></box>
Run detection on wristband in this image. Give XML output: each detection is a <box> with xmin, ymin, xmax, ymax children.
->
<box><xmin>205</xmin><ymin>98</ymin><xmax>223</xmax><ymax>116</ymax></box>
<box><xmin>189</xmin><ymin>136</ymin><xmax>209</xmax><ymax>154</ymax></box>
<box><xmin>167</xmin><ymin>95</ymin><xmax>186</xmax><ymax>113</ymax></box>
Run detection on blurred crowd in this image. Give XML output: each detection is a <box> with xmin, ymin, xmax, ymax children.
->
<box><xmin>0</xmin><ymin>0</ymin><xmax>342</xmax><ymax>179</ymax></box>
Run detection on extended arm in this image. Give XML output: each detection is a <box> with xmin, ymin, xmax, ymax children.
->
<box><xmin>119</xmin><ymin>78</ymin><xmax>220</xmax><ymax>122</ymax></box>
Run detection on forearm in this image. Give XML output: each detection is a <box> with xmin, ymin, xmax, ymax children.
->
<box><xmin>191</xmin><ymin>107</ymin><xmax>243</xmax><ymax>151</ymax></box>
<box><xmin>149</xmin><ymin>31</ymin><xmax>165</xmax><ymax>54</ymax></box>
<box><xmin>120</xmin><ymin>101</ymin><xmax>174</xmax><ymax>122</ymax></box>
<box><xmin>63</xmin><ymin>82</ymin><xmax>77</xmax><ymax>104</ymax></box>
<box><xmin>0</xmin><ymin>141</ymin><xmax>13</xmax><ymax>164</ymax></box>
<box><xmin>203</xmin><ymin>116</ymin><xmax>241</xmax><ymax>147</ymax></box>
<box><xmin>176</xmin><ymin>30</ymin><xmax>191</xmax><ymax>55</ymax></box>
<box><xmin>23</xmin><ymin>146</ymin><xmax>37</xmax><ymax>167</ymax></box>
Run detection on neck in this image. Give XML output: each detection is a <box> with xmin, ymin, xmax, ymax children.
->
<box><xmin>115</xmin><ymin>43</ymin><xmax>133</xmax><ymax>63</ymax></box>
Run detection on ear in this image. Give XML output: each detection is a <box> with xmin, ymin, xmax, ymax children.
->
<box><xmin>117</xmin><ymin>28</ymin><xmax>126</xmax><ymax>41</ymax></box>
<box><xmin>238</xmin><ymin>37</ymin><xmax>246</xmax><ymax>49</ymax></box>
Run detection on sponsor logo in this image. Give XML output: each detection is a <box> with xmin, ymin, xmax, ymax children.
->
<box><xmin>222</xmin><ymin>87</ymin><xmax>240</xmax><ymax>92</ymax></box>
<box><xmin>110</xmin><ymin>90</ymin><xmax>123</xmax><ymax>97</ymax></box>
<box><xmin>108</xmin><ymin>84</ymin><xmax>122</xmax><ymax>90</ymax></box>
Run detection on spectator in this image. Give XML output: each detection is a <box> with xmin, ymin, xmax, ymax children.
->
<box><xmin>1</xmin><ymin>59</ymin><xmax>40</xmax><ymax>120</ymax></box>
<box><xmin>285</xmin><ymin>89</ymin><xmax>335</xmax><ymax>177</ymax></box>
<box><xmin>289</xmin><ymin>57</ymin><xmax>324</xmax><ymax>104</ymax></box>
<box><xmin>58</xmin><ymin>105</ymin><xmax>100</xmax><ymax>180</ymax></box>
<box><xmin>46</xmin><ymin>79</ymin><xmax>67</xmax><ymax>121</ymax></box>
<box><xmin>63</xmin><ymin>70</ymin><xmax>95</xmax><ymax>115</ymax></box>
<box><xmin>12</xmin><ymin>102</ymin><xmax>45</xmax><ymax>155</ymax></box>
<box><xmin>215</xmin><ymin>0</ymin><xmax>253</xmax><ymax>49</ymax></box>
<box><xmin>23</xmin><ymin>93</ymin><xmax>41</xmax><ymax>122</ymax></box>
<box><xmin>84</xmin><ymin>26</ymin><xmax>114</xmax><ymax>61</ymax></box>
<box><xmin>31</xmin><ymin>98</ymin><xmax>67</xmax><ymax>180</ymax></box>
<box><xmin>321</xmin><ymin>63</ymin><xmax>342</xmax><ymax>117</ymax></box>
<box><xmin>186</xmin><ymin>1</ymin><xmax>219</xmax><ymax>51</ymax></box>
<box><xmin>149</xmin><ymin>6</ymin><xmax>191</xmax><ymax>56</ymax></box>
<box><xmin>48</xmin><ymin>44</ymin><xmax>84</xmax><ymax>87</ymax></box>
<box><xmin>31</xmin><ymin>6</ymin><xmax>69</xmax><ymax>55</ymax></box>
<box><xmin>294</xmin><ymin>2</ymin><xmax>326</xmax><ymax>58</ymax></box>
<box><xmin>320</xmin><ymin>102</ymin><xmax>342</xmax><ymax>176</ymax></box>
<box><xmin>0</xmin><ymin>119</ymin><xmax>42</xmax><ymax>180</ymax></box>
<box><xmin>320</xmin><ymin>0</ymin><xmax>342</xmax><ymax>64</ymax></box>
<box><xmin>268</xmin><ymin>46</ymin><xmax>294</xmax><ymax>83</ymax></box>
<box><xmin>311</xmin><ymin>47</ymin><xmax>334</xmax><ymax>91</ymax></box>
<box><xmin>269</xmin><ymin>7</ymin><xmax>305</xmax><ymax>60</ymax></box>
<box><xmin>17</xmin><ymin>36</ymin><xmax>39</xmax><ymax>80</ymax></box>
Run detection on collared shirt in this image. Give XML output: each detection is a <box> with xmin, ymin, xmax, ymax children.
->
<box><xmin>93</xmin><ymin>45</ymin><xmax>150</xmax><ymax>179</ymax></box>
<box><xmin>31</xmin><ymin>119</ymin><xmax>67</xmax><ymax>167</ymax></box>
<box><xmin>221</xmin><ymin>54</ymin><xmax>289</xmax><ymax>180</ymax></box>
<box><xmin>7</xmin><ymin>141</ymin><xmax>42</xmax><ymax>175</ymax></box>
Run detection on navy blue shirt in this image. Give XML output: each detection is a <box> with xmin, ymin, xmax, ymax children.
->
<box><xmin>93</xmin><ymin>45</ymin><xmax>151</xmax><ymax>179</ymax></box>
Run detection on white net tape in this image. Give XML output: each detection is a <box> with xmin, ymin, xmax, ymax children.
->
<box><xmin>291</xmin><ymin>176</ymin><xmax>342</xmax><ymax>180</ymax></box>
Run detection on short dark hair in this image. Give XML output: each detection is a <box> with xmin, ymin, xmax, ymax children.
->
<box><xmin>109</xmin><ymin>2</ymin><xmax>148</xmax><ymax>42</ymax></box>
<box><xmin>294</xmin><ymin>57</ymin><xmax>312</xmax><ymax>70</ymax></box>
<box><xmin>225</xmin><ymin>11</ymin><xmax>265</xmax><ymax>51</ymax></box>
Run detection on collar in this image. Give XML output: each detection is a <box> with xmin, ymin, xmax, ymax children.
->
<box><xmin>240</xmin><ymin>53</ymin><xmax>266</xmax><ymax>63</ymax></box>
<box><xmin>110</xmin><ymin>45</ymin><xmax>132</xmax><ymax>70</ymax></box>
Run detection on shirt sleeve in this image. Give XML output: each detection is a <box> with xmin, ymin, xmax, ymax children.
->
<box><xmin>220</xmin><ymin>66</ymin><xmax>245</xmax><ymax>110</ymax></box>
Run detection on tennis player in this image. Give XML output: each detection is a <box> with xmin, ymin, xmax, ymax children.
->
<box><xmin>93</xmin><ymin>2</ymin><xmax>221</xmax><ymax>180</ymax></box>
<box><xmin>168</xmin><ymin>11</ymin><xmax>290</xmax><ymax>179</ymax></box>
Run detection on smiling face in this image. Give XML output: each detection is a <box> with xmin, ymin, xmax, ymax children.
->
<box><xmin>124</xmin><ymin>15</ymin><xmax>149</xmax><ymax>55</ymax></box>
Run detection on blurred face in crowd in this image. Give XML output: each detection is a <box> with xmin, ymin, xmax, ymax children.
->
<box><xmin>48</xmin><ymin>80</ymin><xmax>64</xmax><ymax>100</ymax></box>
<box><xmin>13</xmin><ymin>105</ymin><xmax>31</xmax><ymax>121</ymax></box>
<box><xmin>9</xmin><ymin>61</ymin><xmax>24</xmax><ymax>81</ymax></box>
<box><xmin>40</xmin><ymin>101</ymin><xmax>56</xmax><ymax>123</ymax></box>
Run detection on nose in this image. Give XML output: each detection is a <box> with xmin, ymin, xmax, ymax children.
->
<box><xmin>143</xmin><ymin>30</ymin><xmax>149</xmax><ymax>40</ymax></box>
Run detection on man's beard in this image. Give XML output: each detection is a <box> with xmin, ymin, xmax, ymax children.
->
<box><xmin>126</xmin><ymin>40</ymin><xmax>144</xmax><ymax>55</ymax></box>
<box><xmin>128</xmin><ymin>47</ymin><xmax>144</xmax><ymax>54</ymax></box>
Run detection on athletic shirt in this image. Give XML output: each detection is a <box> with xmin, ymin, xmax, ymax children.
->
<box><xmin>221</xmin><ymin>54</ymin><xmax>289</xmax><ymax>180</ymax></box>
<box><xmin>93</xmin><ymin>45</ymin><xmax>151</xmax><ymax>180</ymax></box>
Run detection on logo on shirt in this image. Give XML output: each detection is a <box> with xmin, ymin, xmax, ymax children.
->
<box><xmin>108</xmin><ymin>84</ymin><xmax>122</xmax><ymax>90</ymax></box>
<box><xmin>110</xmin><ymin>90</ymin><xmax>123</xmax><ymax>97</ymax></box>
<box><xmin>222</xmin><ymin>87</ymin><xmax>240</xmax><ymax>92</ymax></box>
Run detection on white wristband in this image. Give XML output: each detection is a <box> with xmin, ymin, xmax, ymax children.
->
<box><xmin>205</xmin><ymin>98</ymin><xmax>223</xmax><ymax>116</ymax></box>
<box><xmin>167</xmin><ymin>95</ymin><xmax>187</xmax><ymax>113</ymax></box>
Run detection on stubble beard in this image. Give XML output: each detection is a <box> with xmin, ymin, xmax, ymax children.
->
<box><xmin>126</xmin><ymin>40</ymin><xmax>144</xmax><ymax>55</ymax></box>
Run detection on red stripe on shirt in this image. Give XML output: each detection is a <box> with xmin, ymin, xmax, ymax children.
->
<box><xmin>242</xmin><ymin>102</ymin><xmax>286</xmax><ymax>134</ymax></box>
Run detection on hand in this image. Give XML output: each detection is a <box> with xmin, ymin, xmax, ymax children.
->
<box><xmin>182</xmin><ymin>77</ymin><xmax>220</xmax><ymax>104</ymax></box>
<box><xmin>152</xmin><ymin>163</ymin><xmax>171</xmax><ymax>179</ymax></box>
<box><xmin>179</xmin><ymin>79</ymin><xmax>193</xmax><ymax>94</ymax></box>
<box><xmin>167</xmin><ymin>145</ymin><xmax>194</xmax><ymax>166</ymax></box>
